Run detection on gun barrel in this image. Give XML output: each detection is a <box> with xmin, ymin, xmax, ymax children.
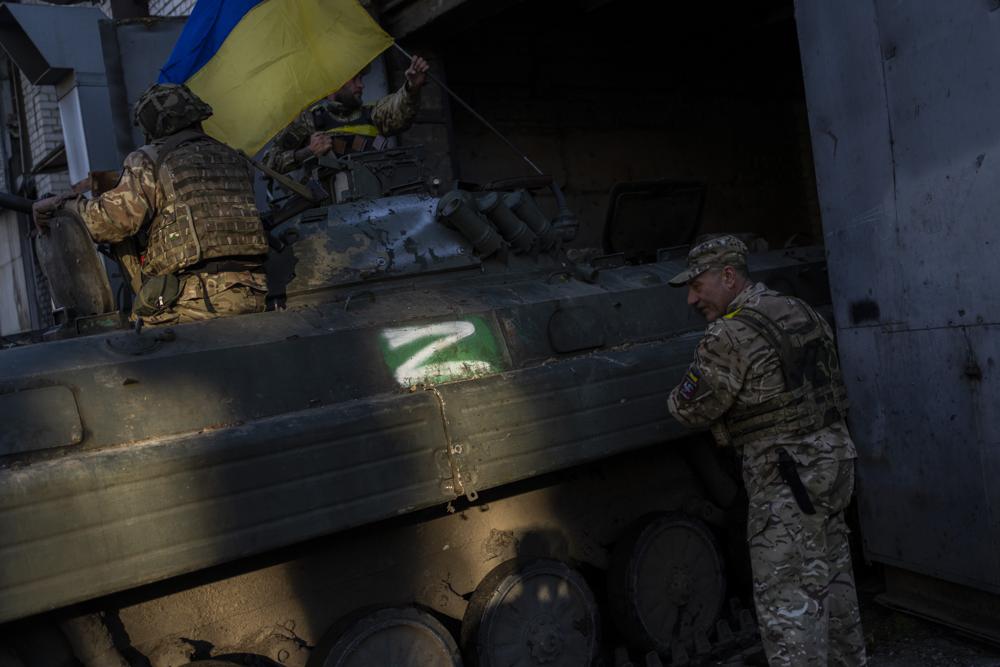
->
<box><xmin>0</xmin><ymin>192</ymin><xmax>35</xmax><ymax>214</ymax></box>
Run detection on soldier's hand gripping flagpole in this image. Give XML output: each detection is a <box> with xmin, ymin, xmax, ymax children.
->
<box><xmin>391</xmin><ymin>42</ymin><xmax>546</xmax><ymax>177</ymax></box>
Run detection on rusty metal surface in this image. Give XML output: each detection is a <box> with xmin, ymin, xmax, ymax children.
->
<box><xmin>796</xmin><ymin>0</ymin><xmax>1000</xmax><ymax>596</ymax></box>
<box><xmin>267</xmin><ymin>194</ymin><xmax>479</xmax><ymax>296</ymax></box>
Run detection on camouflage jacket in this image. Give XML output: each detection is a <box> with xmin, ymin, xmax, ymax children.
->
<box><xmin>263</xmin><ymin>84</ymin><xmax>420</xmax><ymax>174</ymax></box>
<box><xmin>64</xmin><ymin>145</ymin><xmax>267</xmax><ymax>294</ymax></box>
<box><xmin>668</xmin><ymin>282</ymin><xmax>857</xmax><ymax>495</ymax></box>
<box><xmin>66</xmin><ymin>150</ymin><xmax>163</xmax><ymax>246</ymax></box>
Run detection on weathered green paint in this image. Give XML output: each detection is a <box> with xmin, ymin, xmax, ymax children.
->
<box><xmin>380</xmin><ymin>315</ymin><xmax>506</xmax><ymax>387</ymax></box>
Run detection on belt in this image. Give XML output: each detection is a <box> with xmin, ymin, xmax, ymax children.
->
<box><xmin>180</xmin><ymin>256</ymin><xmax>265</xmax><ymax>275</ymax></box>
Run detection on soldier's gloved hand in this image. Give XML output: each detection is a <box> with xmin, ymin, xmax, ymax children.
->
<box><xmin>405</xmin><ymin>56</ymin><xmax>429</xmax><ymax>91</ymax></box>
<box><xmin>32</xmin><ymin>194</ymin><xmax>66</xmax><ymax>234</ymax></box>
<box><xmin>307</xmin><ymin>132</ymin><xmax>333</xmax><ymax>157</ymax></box>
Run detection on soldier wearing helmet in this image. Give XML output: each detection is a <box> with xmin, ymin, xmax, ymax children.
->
<box><xmin>33</xmin><ymin>83</ymin><xmax>269</xmax><ymax>326</ymax></box>
<box><xmin>263</xmin><ymin>55</ymin><xmax>430</xmax><ymax>174</ymax></box>
<box><xmin>667</xmin><ymin>235</ymin><xmax>867</xmax><ymax>666</ymax></box>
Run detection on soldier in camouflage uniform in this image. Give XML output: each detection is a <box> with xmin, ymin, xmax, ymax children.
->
<box><xmin>667</xmin><ymin>235</ymin><xmax>867</xmax><ymax>666</ymax></box>
<box><xmin>32</xmin><ymin>83</ymin><xmax>269</xmax><ymax>326</ymax></box>
<box><xmin>263</xmin><ymin>55</ymin><xmax>429</xmax><ymax>174</ymax></box>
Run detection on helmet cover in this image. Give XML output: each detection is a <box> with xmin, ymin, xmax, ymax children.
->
<box><xmin>133</xmin><ymin>83</ymin><xmax>213</xmax><ymax>140</ymax></box>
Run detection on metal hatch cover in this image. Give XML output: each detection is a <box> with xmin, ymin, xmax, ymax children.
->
<box><xmin>0</xmin><ymin>385</ymin><xmax>82</xmax><ymax>456</ymax></box>
<box><xmin>34</xmin><ymin>210</ymin><xmax>115</xmax><ymax>316</ymax></box>
<box><xmin>603</xmin><ymin>180</ymin><xmax>705</xmax><ymax>260</ymax></box>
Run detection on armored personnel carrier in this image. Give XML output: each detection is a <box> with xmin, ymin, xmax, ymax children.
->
<box><xmin>0</xmin><ymin>150</ymin><xmax>830</xmax><ymax>666</ymax></box>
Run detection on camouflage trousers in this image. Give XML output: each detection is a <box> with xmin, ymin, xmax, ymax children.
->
<box><xmin>142</xmin><ymin>270</ymin><xmax>267</xmax><ymax>326</ymax></box>
<box><xmin>747</xmin><ymin>458</ymin><xmax>867</xmax><ymax>666</ymax></box>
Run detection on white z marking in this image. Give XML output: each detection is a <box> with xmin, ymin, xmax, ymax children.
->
<box><xmin>383</xmin><ymin>321</ymin><xmax>494</xmax><ymax>386</ymax></box>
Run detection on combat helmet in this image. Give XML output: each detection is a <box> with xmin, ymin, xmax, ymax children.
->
<box><xmin>133</xmin><ymin>83</ymin><xmax>213</xmax><ymax>141</ymax></box>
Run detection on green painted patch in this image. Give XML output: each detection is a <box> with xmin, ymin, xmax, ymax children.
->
<box><xmin>380</xmin><ymin>316</ymin><xmax>506</xmax><ymax>387</ymax></box>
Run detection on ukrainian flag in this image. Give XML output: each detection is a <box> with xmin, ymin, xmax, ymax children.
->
<box><xmin>159</xmin><ymin>0</ymin><xmax>393</xmax><ymax>154</ymax></box>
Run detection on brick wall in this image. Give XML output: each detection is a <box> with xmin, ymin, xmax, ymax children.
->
<box><xmin>17</xmin><ymin>1</ymin><xmax>80</xmax><ymax>195</ymax></box>
<box><xmin>20</xmin><ymin>76</ymin><xmax>61</xmax><ymax>163</ymax></box>
<box><xmin>18</xmin><ymin>74</ymin><xmax>71</xmax><ymax>194</ymax></box>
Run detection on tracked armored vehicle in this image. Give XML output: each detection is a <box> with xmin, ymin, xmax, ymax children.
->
<box><xmin>0</xmin><ymin>150</ymin><xmax>831</xmax><ymax>666</ymax></box>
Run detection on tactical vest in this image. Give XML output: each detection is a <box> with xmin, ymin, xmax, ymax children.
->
<box><xmin>311</xmin><ymin>103</ymin><xmax>387</xmax><ymax>155</ymax></box>
<box><xmin>723</xmin><ymin>297</ymin><xmax>849</xmax><ymax>447</ymax></box>
<box><xmin>139</xmin><ymin>132</ymin><xmax>268</xmax><ymax>277</ymax></box>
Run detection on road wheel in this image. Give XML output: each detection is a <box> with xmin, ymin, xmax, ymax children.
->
<box><xmin>309</xmin><ymin>606</ymin><xmax>462</xmax><ymax>667</ymax></box>
<box><xmin>608</xmin><ymin>513</ymin><xmax>726</xmax><ymax>656</ymax></box>
<box><xmin>461</xmin><ymin>558</ymin><xmax>600</xmax><ymax>666</ymax></box>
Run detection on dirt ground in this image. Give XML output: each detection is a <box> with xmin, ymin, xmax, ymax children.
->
<box><xmin>726</xmin><ymin>572</ymin><xmax>1000</xmax><ymax>667</ymax></box>
<box><xmin>862</xmin><ymin>595</ymin><xmax>1000</xmax><ymax>667</ymax></box>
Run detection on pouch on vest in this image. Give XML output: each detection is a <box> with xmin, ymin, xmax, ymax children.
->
<box><xmin>133</xmin><ymin>274</ymin><xmax>181</xmax><ymax>317</ymax></box>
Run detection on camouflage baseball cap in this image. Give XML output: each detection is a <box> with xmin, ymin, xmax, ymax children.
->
<box><xmin>133</xmin><ymin>83</ymin><xmax>213</xmax><ymax>140</ymax></box>
<box><xmin>668</xmin><ymin>234</ymin><xmax>749</xmax><ymax>287</ymax></box>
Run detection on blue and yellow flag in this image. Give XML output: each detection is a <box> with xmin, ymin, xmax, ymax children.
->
<box><xmin>159</xmin><ymin>0</ymin><xmax>393</xmax><ymax>154</ymax></box>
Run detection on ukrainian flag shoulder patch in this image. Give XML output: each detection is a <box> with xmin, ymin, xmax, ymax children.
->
<box><xmin>679</xmin><ymin>366</ymin><xmax>702</xmax><ymax>401</ymax></box>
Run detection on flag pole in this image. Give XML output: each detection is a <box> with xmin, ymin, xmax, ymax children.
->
<box><xmin>391</xmin><ymin>42</ymin><xmax>545</xmax><ymax>177</ymax></box>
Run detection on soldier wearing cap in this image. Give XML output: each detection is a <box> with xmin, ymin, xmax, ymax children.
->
<box><xmin>32</xmin><ymin>83</ymin><xmax>269</xmax><ymax>326</ymax></box>
<box><xmin>263</xmin><ymin>55</ymin><xmax>430</xmax><ymax>175</ymax></box>
<box><xmin>667</xmin><ymin>235</ymin><xmax>867</xmax><ymax>666</ymax></box>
